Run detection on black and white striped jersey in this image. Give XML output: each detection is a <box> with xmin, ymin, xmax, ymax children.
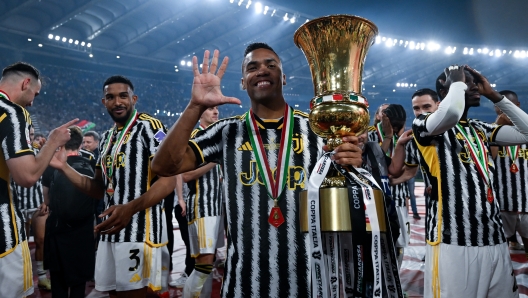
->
<box><xmin>368</xmin><ymin>127</ymin><xmax>410</xmax><ymax>206</ymax></box>
<box><xmin>413</xmin><ymin>115</ymin><xmax>505</xmax><ymax>246</ymax></box>
<box><xmin>96</xmin><ymin>113</ymin><xmax>167</xmax><ymax>245</ymax></box>
<box><xmin>186</xmin><ymin>127</ymin><xmax>223</xmax><ymax>222</ymax></box>
<box><xmin>12</xmin><ymin>148</ymin><xmax>44</xmax><ymax>211</ymax></box>
<box><xmin>405</xmin><ymin>139</ymin><xmax>432</xmax><ymax>189</ymax></box>
<box><xmin>189</xmin><ymin>110</ymin><xmax>323</xmax><ymax>298</ymax></box>
<box><xmin>0</xmin><ymin>93</ymin><xmax>34</xmax><ymax>256</ymax></box>
<box><xmin>80</xmin><ymin>148</ymin><xmax>96</xmax><ymax>161</ymax></box>
<box><xmin>494</xmin><ymin>144</ymin><xmax>528</xmax><ymax>212</ymax></box>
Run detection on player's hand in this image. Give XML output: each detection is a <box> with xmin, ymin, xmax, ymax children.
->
<box><xmin>47</xmin><ymin>118</ymin><xmax>79</xmax><ymax>147</ymax></box>
<box><xmin>439</xmin><ymin>65</ymin><xmax>466</xmax><ymax>89</ymax></box>
<box><xmin>190</xmin><ymin>50</ymin><xmax>241</xmax><ymax>109</ymax></box>
<box><xmin>323</xmin><ymin>135</ymin><xmax>363</xmax><ymax>168</ymax></box>
<box><xmin>465</xmin><ymin>65</ymin><xmax>503</xmax><ymax>102</ymax></box>
<box><xmin>396</xmin><ymin>129</ymin><xmax>413</xmax><ymax>147</ymax></box>
<box><xmin>95</xmin><ymin>204</ymin><xmax>134</xmax><ymax>235</ymax></box>
<box><xmin>50</xmin><ymin>147</ymin><xmax>68</xmax><ymax>170</ymax></box>
<box><xmin>179</xmin><ymin>199</ymin><xmax>187</xmax><ymax>217</ymax></box>
<box><xmin>380</xmin><ymin>113</ymin><xmax>393</xmax><ymax>138</ymax></box>
<box><xmin>37</xmin><ymin>203</ymin><xmax>49</xmax><ymax>215</ymax></box>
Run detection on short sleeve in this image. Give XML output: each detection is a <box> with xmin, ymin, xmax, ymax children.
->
<box><xmin>404</xmin><ymin>140</ymin><xmax>420</xmax><ymax>166</ymax></box>
<box><xmin>470</xmin><ymin>119</ymin><xmax>502</xmax><ymax>143</ymax></box>
<box><xmin>189</xmin><ymin>121</ymin><xmax>226</xmax><ymax>166</ymax></box>
<box><xmin>0</xmin><ymin>106</ymin><xmax>33</xmax><ymax>160</ymax></box>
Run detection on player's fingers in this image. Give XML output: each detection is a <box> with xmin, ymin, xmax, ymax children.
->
<box><xmin>209</xmin><ymin>50</ymin><xmax>220</xmax><ymax>74</ymax></box>
<box><xmin>59</xmin><ymin>118</ymin><xmax>79</xmax><ymax>129</ymax></box>
<box><xmin>216</xmin><ymin>56</ymin><xmax>229</xmax><ymax>79</ymax></box>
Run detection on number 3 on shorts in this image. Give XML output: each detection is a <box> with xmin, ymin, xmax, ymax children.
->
<box><xmin>129</xmin><ymin>248</ymin><xmax>140</xmax><ymax>271</ymax></box>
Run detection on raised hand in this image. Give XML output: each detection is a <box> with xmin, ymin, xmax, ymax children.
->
<box><xmin>190</xmin><ymin>50</ymin><xmax>241</xmax><ymax>108</ymax></box>
<box><xmin>49</xmin><ymin>146</ymin><xmax>68</xmax><ymax>170</ymax></box>
<box><xmin>47</xmin><ymin>118</ymin><xmax>79</xmax><ymax>147</ymax></box>
<box><xmin>440</xmin><ymin>65</ymin><xmax>466</xmax><ymax>88</ymax></box>
<box><xmin>465</xmin><ymin>65</ymin><xmax>502</xmax><ymax>102</ymax></box>
<box><xmin>396</xmin><ymin>129</ymin><xmax>413</xmax><ymax>147</ymax></box>
<box><xmin>380</xmin><ymin>113</ymin><xmax>393</xmax><ymax>138</ymax></box>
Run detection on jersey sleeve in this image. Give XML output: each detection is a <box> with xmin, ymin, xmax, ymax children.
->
<box><xmin>0</xmin><ymin>106</ymin><xmax>33</xmax><ymax>160</ymax></box>
<box><xmin>368</xmin><ymin>129</ymin><xmax>380</xmax><ymax>143</ymax></box>
<box><xmin>189</xmin><ymin>121</ymin><xmax>225</xmax><ymax>166</ymax></box>
<box><xmin>412</xmin><ymin>113</ymin><xmax>442</xmax><ymax>146</ymax></box>
<box><xmin>404</xmin><ymin>139</ymin><xmax>420</xmax><ymax>166</ymax></box>
<box><xmin>138</xmin><ymin>114</ymin><xmax>168</xmax><ymax>158</ymax></box>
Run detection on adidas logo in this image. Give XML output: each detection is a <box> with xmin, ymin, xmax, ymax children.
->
<box><xmin>129</xmin><ymin>273</ymin><xmax>141</xmax><ymax>283</ymax></box>
<box><xmin>237</xmin><ymin>141</ymin><xmax>253</xmax><ymax>151</ymax></box>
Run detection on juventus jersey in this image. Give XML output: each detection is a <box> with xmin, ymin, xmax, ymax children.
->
<box><xmin>96</xmin><ymin>112</ymin><xmax>167</xmax><ymax>245</ymax></box>
<box><xmin>0</xmin><ymin>92</ymin><xmax>34</xmax><ymax>256</ymax></box>
<box><xmin>413</xmin><ymin>115</ymin><xmax>505</xmax><ymax>246</ymax></box>
<box><xmin>368</xmin><ymin>127</ymin><xmax>410</xmax><ymax>206</ymax></box>
<box><xmin>186</xmin><ymin>127</ymin><xmax>223</xmax><ymax>223</ymax></box>
<box><xmin>494</xmin><ymin>144</ymin><xmax>528</xmax><ymax>212</ymax></box>
<box><xmin>12</xmin><ymin>148</ymin><xmax>43</xmax><ymax>211</ymax></box>
<box><xmin>189</xmin><ymin>110</ymin><xmax>323</xmax><ymax>298</ymax></box>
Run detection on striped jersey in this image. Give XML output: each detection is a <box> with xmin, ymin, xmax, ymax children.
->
<box><xmin>12</xmin><ymin>148</ymin><xmax>44</xmax><ymax>211</ymax></box>
<box><xmin>368</xmin><ymin>127</ymin><xmax>410</xmax><ymax>206</ymax></box>
<box><xmin>413</xmin><ymin>115</ymin><xmax>505</xmax><ymax>246</ymax></box>
<box><xmin>96</xmin><ymin>112</ymin><xmax>168</xmax><ymax>245</ymax></box>
<box><xmin>189</xmin><ymin>110</ymin><xmax>323</xmax><ymax>298</ymax></box>
<box><xmin>80</xmin><ymin>148</ymin><xmax>96</xmax><ymax>161</ymax></box>
<box><xmin>186</xmin><ymin>127</ymin><xmax>223</xmax><ymax>223</ymax></box>
<box><xmin>404</xmin><ymin>139</ymin><xmax>432</xmax><ymax>189</ymax></box>
<box><xmin>494</xmin><ymin>144</ymin><xmax>528</xmax><ymax>212</ymax></box>
<box><xmin>0</xmin><ymin>92</ymin><xmax>34</xmax><ymax>256</ymax></box>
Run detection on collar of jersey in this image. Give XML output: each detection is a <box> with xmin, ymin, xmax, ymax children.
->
<box><xmin>252</xmin><ymin>113</ymin><xmax>284</xmax><ymax>130</ymax></box>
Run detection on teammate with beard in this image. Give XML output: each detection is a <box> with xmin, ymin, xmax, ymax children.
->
<box><xmin>50</xmin><ymin>75</ymin><xmax>176</xmax><ymax>298</ymax></box>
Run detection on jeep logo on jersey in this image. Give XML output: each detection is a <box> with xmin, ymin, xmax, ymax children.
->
<box><xmin>237</xmin><ymin>134</ymin><xmax>304</xmax><ymax>154</ymax></box>
<box><xmin>240</xmin><ymin>160</ymin><xmax>306</xmax><ymax>189</ymax></box>
<box><xmin>154</xmin><ymin>130</ymin><xmax>166</xmax><ymax>142</ymax></box>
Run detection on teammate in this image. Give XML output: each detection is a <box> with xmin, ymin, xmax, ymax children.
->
<box><xmin>50</xmin><ymin>75</ymin><xmax>176</xmax><ymax>298</ymax></box>
<box><xmin>183</xmin><ymin>106</ymin><xmax>224</xmax><ymax>298</ymax></box>
<box><xmin>491</xmin><ymin>90</ymin><xmax>528</xmax><ymax>258</ymax></box>
<box><xmin>151</xmin><ymin>45</ymin><xmax>363</xmax><ymax>297</ymax></box>
<box><xmin>0</xmin><ymin>62</ymin><xmax>75</xmax><ymax>297</ymax></box>
<box><xmin>413</xmin><ymin>65</ymin><xmax>528</xmax><ymax>298</ymax></box>
<box><xmin>83</xmin><ymin>130</ymin><xmax>100</xmax><ymax>160</ymax></box>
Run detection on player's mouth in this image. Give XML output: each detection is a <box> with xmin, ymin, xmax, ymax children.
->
<box><xmin>255</xmin><ymin>80</ymin><xmax>271</xmax><ymax>88</ymax></box>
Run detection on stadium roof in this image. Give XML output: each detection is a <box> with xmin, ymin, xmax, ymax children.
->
<box><xmin>2</xmin><ymin>0</ymin><xmax>528</xmax><ymax>119</ymax></box>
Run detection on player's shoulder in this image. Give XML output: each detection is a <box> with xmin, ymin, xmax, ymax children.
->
<box><xmin>293</xmin><ymin>109</ymin><xmax>309</xmax><ymax>119</ymax></box>
<box><xmin>137</xmin><ymin>112</ymin><xmax>165</xmax><ymax>131</ymax></box>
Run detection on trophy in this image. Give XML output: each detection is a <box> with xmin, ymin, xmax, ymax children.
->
<box><xmin>295</xmin><ymin>15</ymin><xmax>386</xmax><ymax>232</ymax></box>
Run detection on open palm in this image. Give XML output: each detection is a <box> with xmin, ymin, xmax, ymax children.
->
<box><xmin>191</xmin><ymin>50</ymin><xmax>241</xmax><ymax>107</ymax></box>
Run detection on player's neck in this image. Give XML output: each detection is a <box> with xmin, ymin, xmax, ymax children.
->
<box><xmin>460</xmin><ymin>109</ymin><xmax>469</xmax><ymax>121</ymax></box>
<box><xmin>251</xmin><ymin>100</ymin><xmax>287</xmax><ymax>119</ymax></box>
<box><xmin>66</xmin><ymin>150</ymin><xmax>80</xmax><ymax>157</ymax></box>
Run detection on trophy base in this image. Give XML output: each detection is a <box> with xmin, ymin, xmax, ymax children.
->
<box><xmin>299</xmin><ymin>187</ymin><xmax>386</xmax><ymax>232</ymax></box>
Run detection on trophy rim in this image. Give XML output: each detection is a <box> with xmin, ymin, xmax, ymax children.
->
<box><xmin>293</xmin><ymin>14</ymin><xmax>379</xmax><ymax>47</ymax></box>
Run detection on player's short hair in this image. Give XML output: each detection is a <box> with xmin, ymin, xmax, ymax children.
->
<box><xmin>84</xmin><ymin>130</ymin><xmax>100</xmax><ymax>142</ymax></box>
<box><xmin>65</xmin><ymin>126</ymin><xmax>83</xmax><ymax>151</ymax></box>
<box><xmin>103</xmin><ymin>75</ymin><xmax>134</xmax><ymax>91</ymax></box>
<box><xmin>2</xmin><ymin>62</ymin><xmax>40</xmax><ymax>80</ymax></box>
<box><xmin>412</xmin><ymin>88</ymin><xmax>439</xmax><ymax>102</ymax></box>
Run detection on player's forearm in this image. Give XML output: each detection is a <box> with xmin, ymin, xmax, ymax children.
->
<box><xmin>380</xmin><ymin>137</ymin><xmax>392</xmax><ymax>154</ymax></box>
<box><xmin>175</xmin><ymin>174</ymin><xmax>184</xmax><ymax>200</ymax></box>
<box><xmin>182</xmin><ymin>163</ymin><xmax>217</xmax><ymax>183</ymax></box>
<box><xmin>128</xmin><ymin>176</ymin><xmax>177</xmax><ymax>214</ymax></box>
<box><xmin>388</xmin><ymin>143</ymin><xmax>406</xmax><ymax>176</ymax></box>
<box><xmin>152</xmin><ymin>104</ymin><xmax>206</xmax><ymax>177</ymax></box>
<box><xmin>60</xmin><ymin>165</ymin><xmax>105</xmax><ymax>199</ymax></box>
<box><xmin>390</xmin><ymin>166</ymin><xmax>417</xmax><ymax>185</ymax></box>
<box><xmin>495</xmin><ymin>98</ymin><xmax>528</xmax><ymax>143</ymax></box>
<box><xmin>15</xmin><ymin>141</ymin><xmax>60</xmax><ymax>187</ymax></box>
<box><xmin>425</xmin><ymin>82</ymin><xmax>466</xmax><ymax>135</ymax></box>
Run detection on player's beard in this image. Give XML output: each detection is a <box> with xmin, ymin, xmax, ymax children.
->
<box><xmin>108</xmin><ymin>107</ymin><xmax>132</xmax><ymax>124</ymax></box>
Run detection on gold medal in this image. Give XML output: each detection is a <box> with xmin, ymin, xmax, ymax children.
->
<box><xmin>511</xmin><ymin>164</ymin><xmax>519</xmax><ymax>173</ymax></box>
<box><xmin>107</xmin><ymin>182</ymin><xmax>114</xmax><ymax>197</ymax></box>
<box><xmin>268</xmin><ymin>200</ymin><xmax>285</xmax><ymax>228</ymax></box>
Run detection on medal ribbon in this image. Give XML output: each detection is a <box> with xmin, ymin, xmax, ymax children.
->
<box><xmin>0</xmin><ymin>90</ymin><xmax>11</xmax><ymax>101</ymax></box>
<box><xmin>507</xmin><ymin>145</ymin><xmax>519</xmax><ymax>165</ymax></box>
<box><xmin>456</xmin><ymin>123</ymin><xmax>492</xmax><ymax>188</ymax></box>
<box><xmin>101</xmin><ymin>109</ymin><xmax>139</xmax><ymax>182</ymax></box>
<box><xmin>376</xmin><ymin>123</ymin><xmax>396</xmax><ymax>157</ymax></box>
<box><xmin>245</xmin><ymin>105</ymin><xmax>294</xmax><ymax>200</ymax></box>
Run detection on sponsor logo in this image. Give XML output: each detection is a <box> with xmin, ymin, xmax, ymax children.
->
<box><xmin>154</xmin><ymin>130</ymin><xmax>166</xmax><ymax>142</ymax></box>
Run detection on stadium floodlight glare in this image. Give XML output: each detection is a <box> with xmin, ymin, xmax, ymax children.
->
<box><xmin>246</xmin><ymin>0</ymin><xmax>252</xmax><ymax>9</ymax></box>
<box><xmin>254</xmin><ymin>2</ymin><xmax>262</xmax><ymax>13</ymax></box>
<box><xmin>74</xmin><ymin>40</ymin><xmax>79</xmax><ymax>45</ymax></box>
<box><xmin>444</xmin><ymin>46</ymin><xmax>453</xmax><ymax>55</ymax></box>
<box><xmin>494</xmin><ymin>49</ymin><xmax>501</xmax><ymax>57</ymax></box>
<box><xmin>463</xmin><ymin>47</ymin><xmax>468</xmax><ymax>55</ymax></box>
<box><xmin>375</xmin><ymin>36</ymin><xmax>381</xmax><ymax>44</ymax></box>
<box><xmin>186</xmin><ymin>61</ymin><xmax>192</xmax><ymax>67</ymax></box>
<box><xmin>48</xmin><ymin>34</ymin><xmax>53</xmax><ymax>39</ymax></box>
<box><xmin>68</xmin><ymin>39</ymin><xmax>73</xmax><ymax>43</ymax></box>
<box><xmin>38</xmin><ymin>44</ymin><xmax>43</xmax><ymax>47</ymax></box>
<box><xmin>175</xmin><ymin>69</ymin><xmax>179</xmax><ymax>72</ymax></box>
<box><xmin>427</xmin><ymin>42</ymin><xmax>439</xmax><ymax>51</ymax></box>
<box><xmin>116</xmin><ymin>56</ymin><xmax>120</xmax><ymax>59</ymax></box>
<box><xmin>180</xmin><ymin>60</ymin><xmax>185</xmax><ymax>66</ymax></box>
<box><xmin>263</xmin><ymin>5</ymin><xmax>269</xmax><ymax>14</ymax></box>
<box><xmin>404</xmin><ymin>83</ymin><xmax>408</xmax><ymax>87</ymax></box>
<box><xmin>381</xmin><ymin>36</ymin><xmax>386</xmax><ymax>41</ymax></box>
<box><xmin>385</xmin><ymin>38</ymin><xmax>393</xmax><ymax>47</ymax></box>
<box><xmin>62</xmin><ymin>37</ymin><xmax>67</xmax><ymax>42</ymax></box>
<box><xmin>469</xmin><ymin>48</ymin><xmax>474</xmax><ymax>55</ymax></box>
<box><xmin>393</xmin><ymin>89</ymin><xmax>396</xmax><ymax>92</ymax></box>
<box><xmin>271</xmin><ymin>9</ymin><xmax>276</xmax><ymax>16</ymax></box>
<box><xmin>238</xmin><ymin>0</ymin><xmax>243</xmax><ymax>6</ymax></box>
<box><xmin>409</xmin><ymin>41</ymin><xmax>415</xmax><ymax>50</ymax></box>
<box><xmin>81</xmin><ymin>41</ymin><xmax>85</xmax><ymax>46</ymax></box>
<box><xmin>482</xmin><ymin>48</ymin><xmax>489</xmax><ymax>54</ymax></box>
<box><xmin>372</xmin><ymin>85</ymin><xmax>376</xmax><ymax>88</ymax></box>
<box><xmin>55</xmin><ymin>35</ymin><xmax>60</xmax><ymax>41</ymax></box>
<box><xmin>290</xmin><ymin>17</ymin><xmax>295</xmax><ymax>23</ymax></box>
<box><xmin>87</xmin><ymin>43</ymin><xmax>91</xmax><ymax>48</ymax></box>
<box><xmin>230</xmin><ymin>0</ymin><xmax>234</xmax><ymax>3</ymax></box>
<box><xmin>396</xmin><ymin>83</ymin><xmax>400</xmax><ymax>87</ymax></box>
<box><xmin>89</xmin><ymin>54</ymin><xmax>93</xmax><ymax>58</ymax></box>
<box><xmin>28</xmin><ymin>38</ymin><xmax>32</xmax><ymax>41</ymax></box>
<box><xmin>283</xmin><ymin>13</ymin><xmax>289</xmax><ymax>21</ymax></box>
